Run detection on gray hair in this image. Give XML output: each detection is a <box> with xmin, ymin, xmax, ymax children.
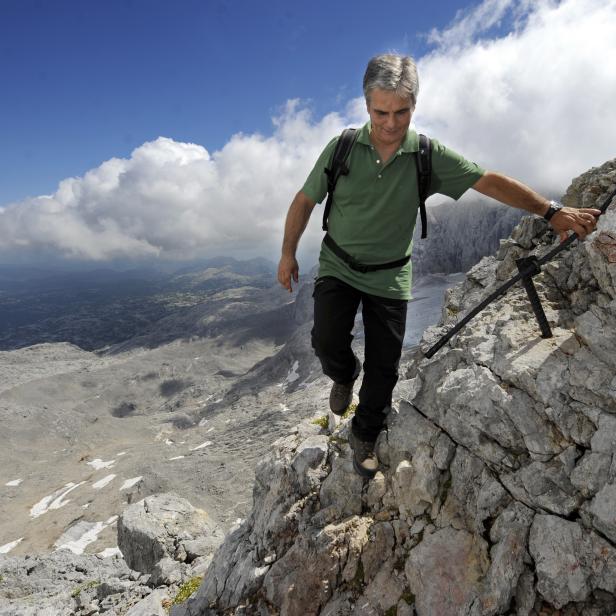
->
<box><xmin>363</xmin><ymin>54</ymin><xmax>419</xmax><ymax>106</ymax></box>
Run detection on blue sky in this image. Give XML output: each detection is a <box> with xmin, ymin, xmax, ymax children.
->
<box><xmin>1</xmin><ymin>0</ymin><xmax>615</xmax><ymax>264</ymax></box>
<box><xmin>1</xmin><ymin>0</ymin><xmax>487</xmax><ymax>206</ymax></box>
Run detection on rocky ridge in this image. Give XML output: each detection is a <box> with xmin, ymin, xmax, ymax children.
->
<box><xmin>171</xmin><ymin>158</ymin><xmax>616</xmax><ymax>615</ymax></box>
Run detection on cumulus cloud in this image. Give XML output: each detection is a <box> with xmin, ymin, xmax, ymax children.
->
<box><xmin>415</xmin><ymin>0</ymin><xmax>616</xmax><ymax>193</ymax></box>
<box><xmin>1</xmin><ymin>0</ymin><xmax>615</xmax><ymax>264</ymax></box>
<box><xmin>0</xmin><ymin>102</ymin><xmax>353</xmax><ymax>263</ymax></box>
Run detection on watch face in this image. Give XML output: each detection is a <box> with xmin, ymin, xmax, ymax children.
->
<box><xmin>545</xmin><ymin>202</ymin><xmax>562</xmax><ymax>221</ymax></box>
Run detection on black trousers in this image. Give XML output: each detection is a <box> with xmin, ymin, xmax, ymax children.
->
<box><xmin>311</xmin><ymin>275</ymin><xmax>407</xmax><ymax>442</ymax></box>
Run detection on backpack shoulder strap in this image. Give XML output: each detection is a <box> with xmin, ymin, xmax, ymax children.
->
<box><xmin>322</xmin><ymin>128</ymin><xmax>358</xmax><ymax>231</ymax></box>
<box><xmin>415</xmin><ymin>134</ymin><xmax>432</xmax><ymax>239</ymax></box>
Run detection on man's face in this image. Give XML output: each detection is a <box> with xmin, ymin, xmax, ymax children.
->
<box><xmin>366</xmin><ymin>88</ymin><xmax>413</xmax><ymax>149</ymax></box>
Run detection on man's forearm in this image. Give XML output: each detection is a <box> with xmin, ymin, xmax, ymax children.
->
<box><xmin>281</xmin><ymin>192</ymin><xmax>315</xmax><ymax>257</ymax></box>
<box><xmin>473</xmin><ymin>170</ymin><xmax>600</xmax><ymax>241</ymax></box>
<box><xmin>473</xmin><ymin>171</ymin><xmax>551</xmax><ymax>217</ymax></box>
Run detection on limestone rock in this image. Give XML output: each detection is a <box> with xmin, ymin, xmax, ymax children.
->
<box><xmin>405</xmin><ymin>526</ymin><xmax>489</xmax><ymax>615</ymax></box>
<box><xmin>0</xmin><ymin>550</ymin><xmax>135</xmax><ymax>616</ymax></box>
<box><xmin>117</xmin><ymin>493</ymin><xmax>222</xmax><ymax>575</ymax></box>
<box><xmin>150</xmin><ymin>556</ymin><xmax>184</xmax><ymax>586</ymax></box>
<box><xmin>125</xmin><ymin>588</ymin><xmax>171</xmax><ymax>616</ymax></box>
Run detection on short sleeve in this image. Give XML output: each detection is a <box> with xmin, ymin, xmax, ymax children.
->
<box><xmin>301</xmin><ymin>137</ymin><xmax>338</xmax><ymax>205</ymax></box>
<box><xmin>429</xmin><ymin>139</ymin><xmax>485</xmax><ymax>201</ymax></box>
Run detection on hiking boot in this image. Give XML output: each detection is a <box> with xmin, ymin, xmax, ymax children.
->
<box><xmin>329</xmin><ymin>379</ymin><xmax>355</xmax><ymax>416</ymax></box>
<box><xmin>349</xmin><ymin>432</ymin><xmax>378</xmax><ymax>478</ymax></box>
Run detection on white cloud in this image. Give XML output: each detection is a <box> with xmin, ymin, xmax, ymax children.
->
<box><xmin>1</xmin><ymin>0</ymin><xmax>615</xmax><ymax>264</ymax></box>
<box><xmin>0</xmin><ymin>101</ymin><xmax>349</xmax><ymax>263</ymax></box>
<box><xmin>415</xmin><ymin>0</ymin><xmax>616</xmax><ymax>193</ymax></box>
<box><xmin>426</xmin><ymin>0</ymin><xmax>517</xmax><ymax>49</ymax></box>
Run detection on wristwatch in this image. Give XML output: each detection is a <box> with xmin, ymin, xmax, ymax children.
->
<box><xmin>543</xmin><ymin>200</ymin><xmax>563</xmax><ymax>221</ymax></box>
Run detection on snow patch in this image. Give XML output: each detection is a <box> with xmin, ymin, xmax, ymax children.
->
<box><xmin>285</xmin><ymin>360</ymin><xmax>300</xmax><ymax>384</ymax></box>
<box><xmin>165</xmin><ymin>439</ymin><xmax>174</xmax><ymax>445</ymax></box>
<box><xmin>97</xmin><ymin>547</ymin><xmax>122</xmax><ymax>558</ymax></box>
<box><xmin>54</xmin><ymin>516</ymin><xmax>117</xmax><ymax>555</ymax></box>
<box><xmin>120</xmin><ymin>476</ymin><xmax>143</xmax><ymax>491</ymax></box>
<box><xmin>0</xmin><ymin>537</ymin><xmax>23</xmax><ymax>554</ymax></box>
<box><xmin>169</xmin><ymin>456</ymin><xmax>185</xmax><ymax>461</ymax></box>
<box><xmin>279</xmin><ymin>404</ymin><xmax>289</xmax><ymax>412</ymax></box>
<box><xmin>87</xmin><ymin>458</ymin><xmax>116</xmax><ymax>470</ymax></box>
<box><xmin>191</xmin><ymin>441</ymin><xmax>213</xmax><ymax>451</ymax></box>
<box><xmin>5</xmin><ymin>479</ymin><xmax>22</xmax><ymax>487</ymax></box>
<box><xmin>30</xmin><ymin>482</ymin><xmax>86</xmax><ymax>518</ymax></box>
<box><xmin>92</xmin><ymin>474</ymin><xmax>116</xmax><ymax>489</ymax></box>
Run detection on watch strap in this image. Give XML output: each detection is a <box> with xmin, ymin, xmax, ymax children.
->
<box><xmin>544</xmin><ymin>200</ymin><xmax>563</xmax><ymax>221</ymax></box>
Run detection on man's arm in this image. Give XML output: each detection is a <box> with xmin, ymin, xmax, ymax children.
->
<box><xmin>473</xmin><ymin>171</ymin><xmax>600</xmax><ymax>242</ymax></box>
<box><xmin>277</xmin><ymin>190</ymin><xmax>317</xmax><ymax>292</ymax></box>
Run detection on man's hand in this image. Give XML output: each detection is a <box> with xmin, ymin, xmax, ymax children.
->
<box><xmin>549</xmin><ymin>207</ymin><xmax>601</xmax><ymax>242</ymax></box>
<box><xmin>278</xmin><ymin>254</ymin><xmax>299</xmax><ymax>292</ymax></box>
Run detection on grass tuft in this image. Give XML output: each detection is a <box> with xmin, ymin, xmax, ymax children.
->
<box><xmin>342</xmin><ymin>403</ymin><xmax>357</xmax><ymax>419</ymax></box>
<box><xmin>311</xmin><ymin>415</ymin><xmax>329</xmax><ymax>429</ymax></box>
<box><xmin>172</xmin><ymin>576</ymin><xmax>203</xmax><ymax>605</ymax></box>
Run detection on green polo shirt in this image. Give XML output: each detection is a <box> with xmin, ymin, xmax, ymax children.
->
<box><xmin>301</xmin><ymin>122</ymin><xmax>485</xmax><ymax>300</ymax></box>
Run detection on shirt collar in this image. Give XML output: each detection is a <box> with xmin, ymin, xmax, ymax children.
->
<box><xmin>356</xmin><ymin>122</ymin><xmax>419</xmax><ymax>153</ymax></box>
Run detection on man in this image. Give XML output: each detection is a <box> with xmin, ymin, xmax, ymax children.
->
<box><xmin>277</xmin><ymin>54</ymin><xmax>599</xmax><ymax>479</ymax></box>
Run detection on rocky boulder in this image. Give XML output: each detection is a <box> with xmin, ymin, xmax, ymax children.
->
<box><xmin>118</xmin><ymin>492</ymin><xmax>223</xmax><ymax>576</ymax></box>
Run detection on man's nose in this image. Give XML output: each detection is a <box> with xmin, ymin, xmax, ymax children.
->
<box><xmin>385</xmin><ymin>114</ymin><xmax>396</xmax><ymax>128</ymax></box>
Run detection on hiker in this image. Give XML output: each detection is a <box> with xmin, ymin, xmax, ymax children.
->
<box><xmin>277</xmin><ymin>53</ymin><xmax>600</xmax><ymax>478</ymax></box>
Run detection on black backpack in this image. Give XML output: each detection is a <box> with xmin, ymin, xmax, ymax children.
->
<box><xmin>322</xmin><ymin>128</ymin><xmax>432</xmax><ymax>239</ymax></box>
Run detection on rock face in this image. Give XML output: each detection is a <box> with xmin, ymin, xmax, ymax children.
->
<box><xmin>172</xmin><ymin>159</ymin><xmax>616</xmax><ymax>615</ymax></box>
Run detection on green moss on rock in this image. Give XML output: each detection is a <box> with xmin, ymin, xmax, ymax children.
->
<box><xmin>172</xmin><ymin>576</ymin><xmax>202</xmax><ymax>605</ymax></box>
<box><xmin>311</xmin><ymin>415</ymin><xmax>329</xmax><ymax>429</ymax></box>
